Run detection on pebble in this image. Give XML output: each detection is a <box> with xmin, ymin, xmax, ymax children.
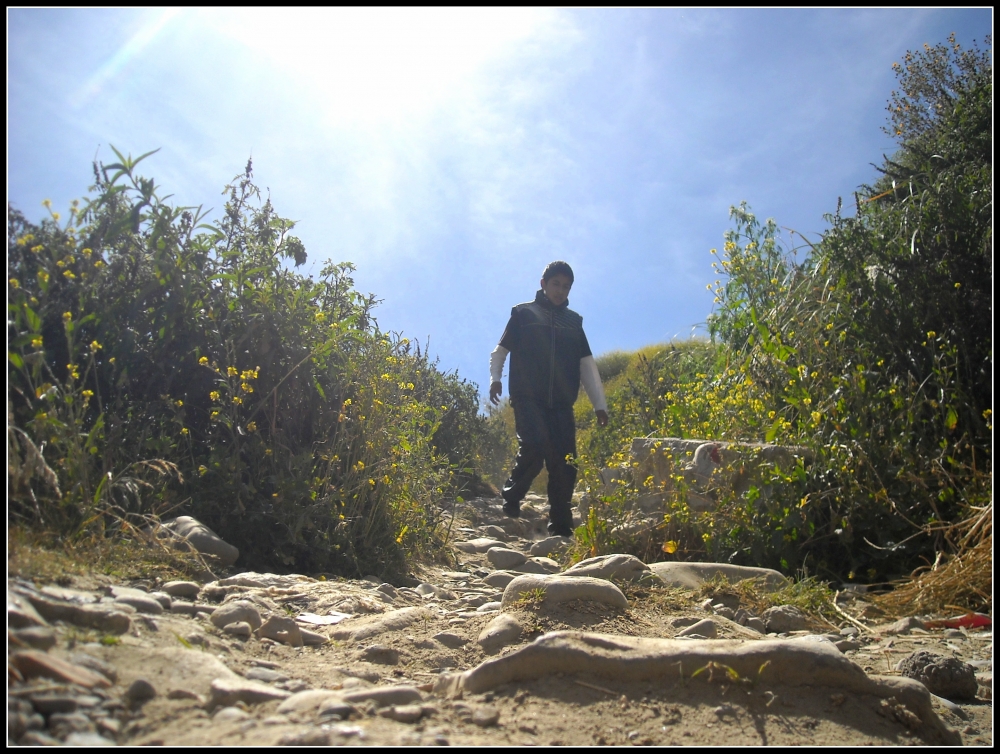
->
<box><xmin>224</xmin><ymin>621</ymin><xmax>253</xmax><ymax>638</ymax></box>
<box><xmin>898</xmin><ymin>651</ymin><xmax>978</xmax><ymax>701</ymax></box>
<box><xmin>11</xmin><ymin>626</ymin><xmax>57</xmax><ymax>650</ymax></box>
<box><xmin>125</xmin><ymin>678</ymin><xmax>157</xmax><ymax>705</ymax></box>
<box><xmin>246</xmin><ymin>667</ymin><xmax>289</xmax><ymax>683</ymax></box>
<box><xmin>166</xmin><ymin>689</ymin><xmax>204</xmax><ymax>702</ymax></box>
<box><xmin>358</xmin><ymin>645</ymin><xmax>400</xmax><ymax>665</ymax></box>
<box><xmin>676</xmin><ymin>619</ymin><xmax>718</xmax><ymax>639</ymax></box>
<box><xmin>478</xmin><ymin>613</ymin><xmax>523</xmax><ymax>653</ymax></box>
<box><xmin>318</xmin><ymin>699</ymin><xmax>357</xmax><ymax>721</ymax></box>
<box><xmin>210</xmin><ymin>601</ymin><xmax>263</xmax><ymax>630</ymax></box>
<box><xmin>528</xmin><ymin>536</ymin><xmax>568</xmax><ymax>558</ymax></box>
<box><xmin>277</xmin><ymin>728</ymin><xmax>331</xmax><ymax>745</ymax></box>
<box><xmin>762</xmin><ymin>605</ymin><xmax>809</xmax><ymax>633</ymax></box>
<box><xmin>160</xmin><ymin>581</ymin><xmax>201</xmax><ymax>599</ymax></box>
<box><xmin>10</xmin><ymin>650</ymin><xmax>112</xmax><ymax>688</ymax></box>
<box><xmin>378</xmin><ymin>704</ymin><xmax>425</xmax><ymax>723</ymax></box>
<box><xmin>20</xmin><ymin>731</ymin><xmax>64</xmax><ymax>745</ymax></box>
<box><xmin>148</xmin><ymin>591</ymin><xmax>173</xmax><ymax>609</ymax></box>
<box><xmin>486</xmin><ymin>548</ymin><xmax>528</xmax><ymax>569</ymax></box>
<box><xmin>745</xmin><ymin>617</ymin><xmax>766</xmax><ymax>634</ymax></box>
<box><xmin>48</xmin><ymin>710</ymin><xmax>97</xmax><ymax>737</ymax></box>
<box><xmin>432</xmin><ymin>632</ymin><xmax>469</xmax><ymax>649</ymax></box>
<box><xmin>472</xmin><ymin>706</ymin><xmax>501</xmax><ymax>727</ymax></box>
<box><xmin>69</xmin><ymin>653</ymin><xmax>119</xmax><ymax>684</ymax></box>
<box><xmin>209</xmin><ymin>676</ymin><xmax>292</xmax><ymax>707</ymax></box>
<box><xmin>28</xmin><ymin>694</ymin><xmax>81</xmax><ymax>714</ymax></box>
<box><xmin>483</xmin><ymin>571</ymin><xmax>519</xmax><ymax>589</ymax></box>
<box><xmin>341</xmin><ymin>685</ymin><xmax>424</xmax><ymax>707</ymax></box>
<box><xmin>213</xmin><ymin>706</ymin><xmax>251</xmax><ymax>723</ymax></box>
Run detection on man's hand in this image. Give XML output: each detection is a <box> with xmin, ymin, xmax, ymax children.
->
<box><xmin>596</xmin><ymin>409</ymin><xmax>609</xmax><ymax>427</ymax></box>
<box><xmin>490</xmin><ymin>381</ymin><xmax>503</xmax><ymax>405</ymax></box>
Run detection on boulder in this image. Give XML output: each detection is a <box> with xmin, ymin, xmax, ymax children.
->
<box><xmin>648</xmin><ymin>562</ymin><xmax>788</xmax><ymax>592</ymax></box>
<box><xmin>501</xmin><ymin>574</ymin><xmax>629</xmax><ymax>611</ymax></box>
<box><xmin>159</xmin><ymin>516</ymin><xmax>240</xmax><ymax>567</ymax></box>
<box><xmin>563</xmin><ymin>554</ymin><xmax>651</xmax><ymax>582</ymax></box>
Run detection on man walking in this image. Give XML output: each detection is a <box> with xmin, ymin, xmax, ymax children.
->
<box><xmin>489</xmin><ymin>261</ymin><xmax>608</xmax><ymax>537</ymax></box>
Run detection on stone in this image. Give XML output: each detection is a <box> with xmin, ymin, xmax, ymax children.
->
<box><xmin>483</xmin><ymin>571</ymin><xmax>520</xmax><ymax>589</ymax></box>
<box><xmin>648</xmin><ymin>562</ymin><xmax>789</xmax><ymax>591</ymax></box>
<box><xmin>676</xmin><ymin>619</ymin><xmax>718</xmax><ymax>639</ymax></box>
<box><xmin>209</xmin><ymin>677</ymin><xmax>292</xmax><ymax>707</ymax></box>
<box><xmin>258</xmin><ymin>615</ymin><xmax>304</xmax><ymax>646</ymax></box>
<box><xmin>835</xmin><ymin>639</ymin><xmax>861</xmax><ymax>652</ymax></box>
<box><xmin>472</xmin><ymin>706</ymin><xmax>501</xmax><ymax>727</ymax></box>
<box><xmin>340</xmin><ymin>685</ymin><xmax>424</xmax><ymax>708</ymax></box>
<box><xmin>11</xmin><ymin>626</ymin><xmax>57</xmax><ymax>650</ymax></box>
<box><xmin>885</xmin><ymin>616</ymin><xmax>926</xmax><ymax>635</ymax></box>
<box><xmin>477</xmin><ymin>602</ymin><xmax>503</xmax><ymax>613</ymax></box>
<box><xmin>10</xmin><ymin>650</ymin><xmax>112</xmax><ymax>688</ymax></box>
<box><xmin>454</xmin><ymin>538</ymin><xmax>507</xmax><ymax>554</ymax></box>
<box><xmin>7</xmin><ymin>589</ymin><xmax>49</xmax><ymax>628</ymax></box>
<box><xmin>19</xmin><ymin>590</ymin><xmax>132</xmax><ymax>634</ymax></box>
<box><xmin>19</xmin><ymin>732</ymin><xmax>62</xmax><ymax>746</ymax></box>
<box><xmin>170</xmin><ymin>600</ymin><xmax>201</xmax><ymax>616</ymax></box>
<box><xmin>477</xmin><ymin>613</ymin><xmax>523</xmax><ymax>654</ymax></box>
<box><xmin>224</xmin><ymin>621</ymin><xmax>253</xmax><ymax>638</ymax></box>
<box><xmin>216</xmin><ymin>572</ymin><xmax>315</xmax><ymax>589</ymax></box>
<box><xmin>213</xmin><ymin>706</ymin><xmax>250</xmax><ymax>723</ymax></box>
<box><xmin>329</xmin><ymin>607</ymin><xmax>432</xmax><ymax>642</ymax></box>
<box><xmin>460</xmin><ymin>593</ymin><xmax>491</xmax><ymax>608</ymax></box>
<box><xmin>125</xmin><ymin>678</ymin><xmax>157</xmax><ymax>705</ymax></box>
<box><xmin>501</xmin><ymin>574</ymin><xmax>629</xmax><ymax>611</ymax></box>
<box><xmin>563</xmin><ymin>553</ymin><xmax>651</xmax><ymax>583</ymax></box>
<box><xmin>486</xmin><ymin>548</ymin><xmax>528</xmax><ymax>569</ymax></box>
<box><xmin>210</xmin><ymin>601</ymin><xmax>263</xmax><ymax>631</ymax></box>
<box><xmin>762</xmin><ymin>605</ymin><xmax>809</xmax><ymax>633</ymax></box>
<box><xmin>318</xmin><ymin>699</ymin><xmax>357</xmax><ymax>720</ymax></box>
<box><xmin>113</xmin><ymin>594</ymin><xmax>164</xmax><ymax>615</ymax></box>
<box><xmin>481</xmin><ymin>525</ymin><xmax>509</xmax><ymax>541</ymax></box>
<box><xmin>276</xmin><ymin>690</ymin><xmax>343</xmax><ymax>716</ymax></box>
<box><xmin>49</xmin><ymin>710</ymin><xmax>96</xmax><ymax>737</ymax></box>
<box><xmin>158</xmin><ymin>515</ymin><xmax>240</xmax><ymax>567</ymax></box>
<box><xmin>745</xmin><ymin>617</ymin><xmax>766</xmax><ymax>634</ymax></box>
<box><xmin>28</xmin><ymin>694</ymin><xmax>80</xmax><ymax>714</ymax></box>
<box><xmin>246</xmin><ymin>667</ymin><xmax>289</xmax><ymax>683</ymax></box>
<box><xmin>899</xmin><ymin>651</ymin><xmax>978</xmax><ymax>701</ymax></box>
<box><xmin>378</xmin><ymin>704</ymin><xmax>425</xmax><ymax>723</ymax></box>
<box><xmin>433</xmin><ymin>632</ymin><xmax>469</xmax><ymax>649</ymax></box>
<box><xmin>167</xmin><ymin>689</ymin><xmax>204</xmax><ymax>702</ymax></box>
<box><xmin>149</xmin><ymin>592</ymin><xmax>173</xmax><ymax>609</ymax></box>
<box><xmin>358</xmin><ymin>645</ymin><xmax>400</xmax><ymax>665</ymax></box>
<box><xmin>65</xmin><ymin>731</ymin><xmax>116</xmax><ymax>746</ymax></box>
<box><xmin>277</xmin><ymin>728</ymin><xmax>331</xmax><ymax>746</ymax></box>
<box><xmin>529</xmin><ymin>536</ymin><xmax>569</xmax><ymax>558</ymax></box>
<box><xmin>162</xmin><ymin>581</ymin><xmax>202</xmax><ymax>599</ymax></box>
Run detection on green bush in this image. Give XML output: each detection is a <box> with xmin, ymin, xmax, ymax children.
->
<box><xmin>8</xmin><ymin>151</ymin><xmax>485</xmax><ymax>579</ymax></box>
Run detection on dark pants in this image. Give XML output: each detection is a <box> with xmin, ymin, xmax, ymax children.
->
<box><xmin>502</xmin><ymin>399</ymin><xmax>577</xmax><ymax>532</ymax></box>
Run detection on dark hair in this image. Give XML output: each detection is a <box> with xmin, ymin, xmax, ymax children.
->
<box><xmin>542</xmin><ymin>260</ymin><xmax>574</xmax><ymax>283</ymax></box>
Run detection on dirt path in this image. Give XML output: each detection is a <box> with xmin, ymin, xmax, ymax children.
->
<box><xmin>8</xmin><ymin>494</ymin><xmax>993</xmax><ymax>746</ymax></box>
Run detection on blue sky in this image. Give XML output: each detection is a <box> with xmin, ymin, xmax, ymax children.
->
<box><xmin>8</xmin><ymin>8</ymin><xmax>992</xmax><ymax>400</ymax></box>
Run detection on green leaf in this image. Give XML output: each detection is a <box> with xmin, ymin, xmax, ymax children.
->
<box><xmin>24</xmin><ymin>305</ymin><xmax>41</xmax><ymax>333</ymax></box>
<box><xmin>945</xmin><ymin>407</ymin><xmax>958</xmax><ymax>431</ymax></box>
<box><xmin>9</xmin><ymin>351</ymin><xmax>24</xmax><ymax>369</ymax></box>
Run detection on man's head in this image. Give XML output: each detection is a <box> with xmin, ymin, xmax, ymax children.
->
<box><xmin>540</xmin><ymin>261</ymin><xmax>573</xmax><ymax>307</ymax></box>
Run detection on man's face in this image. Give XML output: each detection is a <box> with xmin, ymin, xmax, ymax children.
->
<box><xmin>541</xmin><ymin>273</ymin><xmax>572</xmax><ymax>307</ymax></box>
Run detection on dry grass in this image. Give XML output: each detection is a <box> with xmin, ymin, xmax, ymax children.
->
<box><xmin>874</xmin><ymin>503</ymin><xmax>992</xmax><ymax>616</ymax></box>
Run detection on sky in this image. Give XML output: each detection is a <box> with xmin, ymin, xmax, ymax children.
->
<box><xmin>7</xmin><ymin>8</ymin><xmax>993</xmax><ymax>402</ymax></box>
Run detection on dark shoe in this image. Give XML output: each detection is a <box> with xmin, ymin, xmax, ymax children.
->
<box><xmin>502</xmin><ymin>501</ymin><xmax>521</xmax><ymax>519</ymax></box>
<box><xmin>547</xmin><ymin>522</ymin><xmax>573</xmax><ymax>538</ymax></box>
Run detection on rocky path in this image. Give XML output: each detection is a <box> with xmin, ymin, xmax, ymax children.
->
<box><xmin>7</xmin><ymin>494</ymin><xmax>993</xmax><ymax>746</ymax></box>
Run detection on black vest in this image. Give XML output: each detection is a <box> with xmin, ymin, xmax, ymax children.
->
<box><xmin>499</xmin><ymin>290</ymin><xmax>590</xmax><ymax>408</ymax></box>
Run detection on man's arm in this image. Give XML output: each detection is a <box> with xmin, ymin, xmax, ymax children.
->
<box><xmin>489</xmin><ymin>345</ymin><xmax>509</xmax><ymax>405</ymax></box>
<box><xmin>580</xmin><ymin>355</ymin><xmax>609</xmax><ymax>426</ymax></box>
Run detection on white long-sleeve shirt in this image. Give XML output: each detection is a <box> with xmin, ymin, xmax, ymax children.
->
<box><xmin>490</xmin><ymin>345</ymin><xmax>607</xmax><ymax>412</ymax></box>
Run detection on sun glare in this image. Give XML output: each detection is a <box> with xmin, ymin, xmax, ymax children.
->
<box><xmin>202</xmin><ymin>8</ymin><xmax>553</xmax><ymax>124</ymax></box>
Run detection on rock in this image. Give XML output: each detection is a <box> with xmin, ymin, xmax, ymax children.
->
<box><xmin>454</xmin><ymin>538</ymin><xmax>507</xmax><ymax>553</ymax></box>
<box><xmin>162</xmin><ymin>581</ymin><xmax>202</xmax><ymax>599</ymax></box>
<box><xmin>215</xmin><ymin>572</ymin><xmax>315</xmax><ymax>589</ymax></box>
<box><xmin>433</xmin><ymin>632</ymin><xmax>469</xmax><ymax>649</ymax></box>
<box><xmin>378</xmin><ymin>704</ymin><xmax>425</xmax><ymax>723</ymax></box>
<box><xmin>563</xmin><ymin>553</ymin><xmax>651</xmax><ymax>582</ymax></box>
<box><xmin>210</xmin><ymin>601</ymin><xmax>263</xmax><ymax>631</ymax></box>
<box><xmin>358</xmin><ymin>645</ymin><xmax>400</xmax><ymax>665</ymax></box>
<box><xmin>511</xmin><ymin>557</ymin><xmax>561</xmax><ymax>575</ymax></box>
<box><xmin>483</xmin><ymin>571</ymin><xmax>520</xmax><ymax>589</ymax></box>
<box><xmin>69</xmin><ymin>652</ymin><xmax>118</xmax><ymax>683</ymax></box>
<box><xmin>676</xmin><ymin>619</ymin><xmax>717</xmax><ymax>639</ymax></box>
<box><xmin>113</xmin><ymin>594</ymin><xmax>164</xmax><ymax>615</ymax></box>
<box><xmin>246</xmin><ymin>667</ymin><xmax>289</xmax><ymax>683</ymax></box>
<box><xmin>277</xmin><ymin>728</ymin><xmax>331</xmax><ymax>746</ymax></box>
<box><xmin>27</xmin><ymin>694</ymin><xmax>81</xmax><ymax>714</ymax></box>
<box><xmin>19</xmin><ymin>732</ymin><xmax>62</xmax><ymax>746</ymax></box>
<box><xmin>501</xmin><ymin>574</ymin><xmax>629</xmax><ymax>611</ymax></box>
<box><xmin>149</xmin><ymin>591</ymin><xmax>173</xmax><ymax>609</ymax></box>
<box><xmin>213</xmin><ymin>706</ymin><xmax>250</xmax><ymax>723</ymax></box>
<box><xmin>529</xmin><ymin>536</ymin><xmax>568</xmax><ymax>558</ymax></box>
<box><xmin>472</xmin><ymin>706</ymin><xmax>501</xmax><ymax>727</ymax></box>
<box><xmin>340</xmin><ymin>685</ymin><xmax>424</xmax><ymax>708</ymax></box>
<box><xmin>276</xmin><ymin>690</ymin><xmax>343</xmax><ymax>716</ymax></box>
<box><xmin>17</xmin><ymin>590</ymin><xmax>132</xmax><ymax>634</ymax></box>
<box><xmin>158</xmin><ymin>515</ymin><xmax>240</xmax><ymax>567</ymax></box>
<box><xmin>170</xmin><ymin>600</ymin><xmax>201</xmax><ymax>616</ymax></box>
<box><xmin>481</xmin><ymin>525</ymin><xmax>509</xmax><ymax>541</ymax></box>
<box><xmin>486</xmin><ymin>548</ymin><xmax>528</xmax><ymax>569</ymax></box>
<box><xmin>648</xmin><ymin>562</ymin><xmax>789</xmax><ymax>591</ymax></box>
<box><xmin>11</xmin><ymin>626</ymin><xmax>57</xmax><ymax>650</ymax></box>
<box><xmin>64</xmin><ymin>731</ymin><xmax>116</xmax><ymax>746</ymax></box>
<box><xmin>7</xmin><ymin>589</ymin><xmax>49</xmax><ymax>628</ymax></box>
<box><xmin>167</xmin><ymin>689</ymin><xmax>204</xmax><ymax>702</ymax></box>
<box><xmin>477</xmin><ymin>602</ymin><xmax>502</xmax><ymax>613</ymax></box>
<box><xmin>745</xmin><ymin>617</ymin><xmax>766</xmax><ymax>634</ymax></box>
<box><xmin>712</xmin><ymin>606</ymin><xmax>736</xmax><ymax>621</ymax></box>
<box><xmin>885</xmin><ymin>616</ymin><xmax>926</xmax><ymax>635</ymax></box>
<box><xmin>415</xmin><ymin>583</ymin><xmax>456</xmax><ymax>600</ymax></box>
<box><xmin>257</xmin><ymin>615</ymin><xmax>304</xmax><ymax>646</ymax></box>
<box><xmin>223</xmin><ymin>622</ymin><xmax>253</xmax><ymax>638</ymax></box>
<box><xmin>318</xmin><ymin>699</ymin><xmax>357</xmax><ymax>721</ymax></box>
<box><xmin>209</xmin><ymin>677</ymin><xmax>291</xmax><ymax>707</ymax></box>
<box><xmin>477</xmin><ymin>613</ymin><xmax>523</xmax><ymax>653</ymax></box>
<box><xmin>329</xmin><ymin>607</ymin><xmax>432</xmax><ymax>642</ymax></box>
<box><xmin>836</xmin><ymin>639</ymin><xmax>861</xmax><ymax>652</ymax></box>
<box><xmin>460</xmin><ymin>593</ymin><xmax>492</xmax><ymax>608</ymax></box>
<box><xmin>9</xmin><ymin>651</ymin><xmax>112</xmax><ymax>688</ymax></box>
<box><xmin>899</xmin><ymin>651</ymin><xmax>978</xmax><ymax>701</ymax></box>
<box><xmin>762</xmin><ymin>605</ymin><xmax>809</xmax><ymax>633</ymax></box>
<box><xmin>125</xmin><ymin>678</ymin><xmax>157</xmax><ymax>705</ymax></box>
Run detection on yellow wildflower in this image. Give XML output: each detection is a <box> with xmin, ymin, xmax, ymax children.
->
<box><xmin>199</xmin><ymin>356</ymin><xmax>209</xmax><ymax>366</ymax></box>
<box><xmin>31</xmin><ymin>336</ymin><xmax>43</xmax><ymax>349</ymax></box>
<box><xmin>90</xmin><ymin>340</ymin><xmax>102</xmax><ymax>353</ymax></box>
<box><xmin>63</xmin><ymin>270</ymin><xmax>76</xmax><ymax>280</ymax></box>
<box><xmin>180</xmin><ymin>427</ymin><xmax>189</xmax><ymax>436</ymax></box>
<box><xmin>9</xmin><ymin>278</ymin><xmax>19</xmax><ymax>288</ymax></box>
<box><xmin>210</xmin><ymin>391</ymin><xmax>220</xmax><ymax>401</ymax></box>
<box><xmin>198</xmin><ymin>465</ymin><xmax>208</xmax><ymax>476</ymax></box>
<box><xmin>246</xmin><ymin>421</ymin><xmax>257</xmax><ymax>432</ymax></box>
<box><xmin>62</xmin><ymin>311</ymin><xmax>72</xmax><ymax>322</ymax></box>
<box><xmin>232</xmin><ymin>396</ymin><xmax>243</xmax><ymax>405</ymax></box>
<box><xmin>227</xmin><ymin>366</ymin><xmax>238</xmax><ymax>377</ymax></box>
<box><xmin>38</xmin><ymin>270</ymin><xmax>49</xmax><ymax>284</ymax></box>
